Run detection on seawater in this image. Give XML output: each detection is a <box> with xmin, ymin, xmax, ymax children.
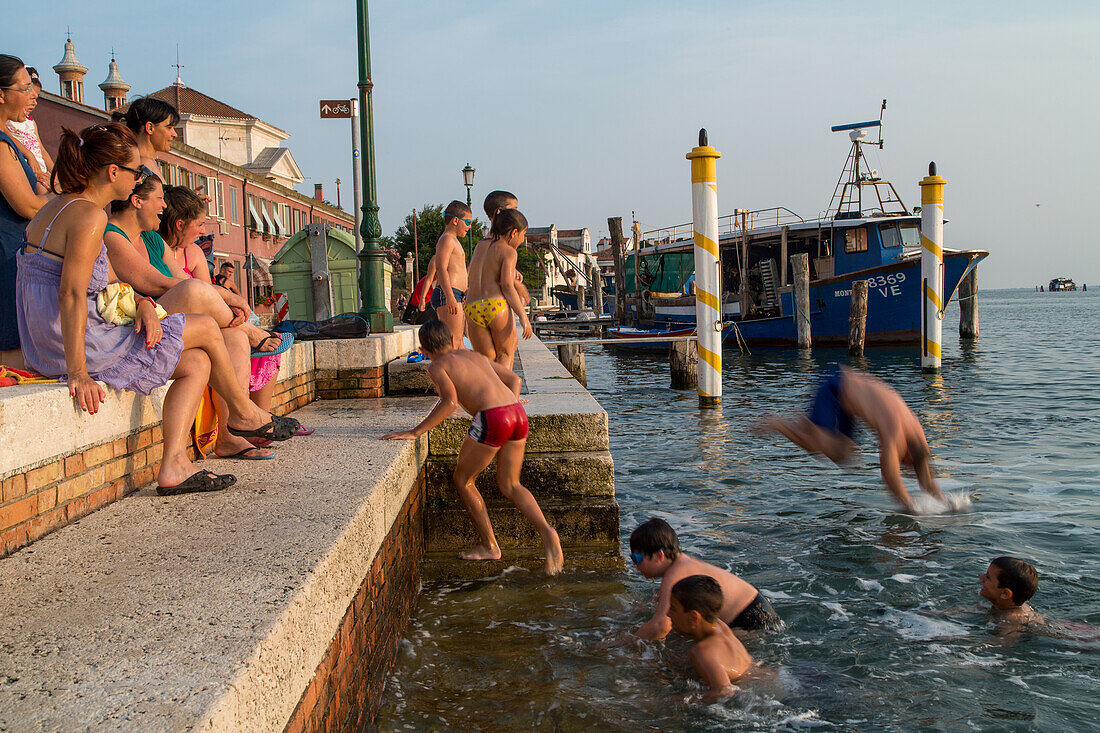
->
<box><xmin>377</xmin><ymin>290</ymin><xmax>1100</xmax><ymax>731</ymax></box>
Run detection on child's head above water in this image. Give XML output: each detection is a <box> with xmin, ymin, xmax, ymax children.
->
<box><xmin>981</xmin><ymin>556</ymin><xmax>1038</xmax><ymax>609</ymax></box>
<box><xmin>629</xmin><ymin>517</ymin><xmax>681</xmax><ymax>567</ymax></box>
<box><xmin>418</xmin><ymin>319</ymin><xmax>453</xmax><ymax>357</ymax></box>
<box><xmin>670</xmin><ymin>574</ymin><xmax>723</xmax><ymax>629</ymax></box>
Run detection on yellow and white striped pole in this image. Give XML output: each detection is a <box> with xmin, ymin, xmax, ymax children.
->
<box><xmin>919</xmin><ymin>162</ymin><xmax>946</xmax><ymax>373</ymax></box>
<box><xmin>686</xmin><ymin>129</ymin><xmax>722</xmax><ymax>406</ymax></box>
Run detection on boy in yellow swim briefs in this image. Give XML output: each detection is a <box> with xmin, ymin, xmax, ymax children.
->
<box><xmin>464</xmin><ymin>208</ymin><xmax>533</xmax><ymax>365</ymax></box>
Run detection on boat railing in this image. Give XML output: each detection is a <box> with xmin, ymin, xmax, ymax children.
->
<box><xmin>641</xmin><ymin>207</ymin><xmax>806</xmax><ymax>248</ymax></box>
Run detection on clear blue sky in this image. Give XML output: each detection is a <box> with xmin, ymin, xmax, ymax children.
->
<box><xmin>12</xmin><ymin>1</ymin><xmax>1100</xmax><ymax>288</ymax></box>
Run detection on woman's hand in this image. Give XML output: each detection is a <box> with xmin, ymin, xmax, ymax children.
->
<box><xmin>69</xmin><ymin>372</ymin><xmax>106</xmax><ymax>415</ymax></box>
<box><xmin>223</xmin><ymin>292</ymin><xmax>252</xmax><ymax>327</ymax></box>
<box><xmin>134</xmin><ymin>300</ymin><xmax>163</xmax><ymax>349</ymax></box>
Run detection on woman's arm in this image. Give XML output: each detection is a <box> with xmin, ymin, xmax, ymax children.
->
<box><xmin>59</xmin><ymin>206</ymin><xmax>108</xmax><ymax>414</ymax></box>
<box><xmin>104</xmin><ymin>229</ymin><xmax>185</xmax><ymax>296</ymax></box>
<box><xmin>187</xmin><ymin>245</ymin><xmax>212</xmax><ymax>284</ymax></box>
<box><xmin>0</xmin><ymin>142</ymin><xmax>48</xmax><ymax>219</ymax></box>
<box><xmin>499</xmin><ymin>249</ymin><xmax>532</xmax><ymax>339</ymax></box>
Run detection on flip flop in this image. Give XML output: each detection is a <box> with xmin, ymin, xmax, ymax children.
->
<box><xmin>250</xmin><ymin>331</ymin><xmax>295</xmax><ymax>359</ymax></box>
<box><xmin>294</xmin><ymin>424</ymin><xmax>315</xmax><ymax>436</ymax></box>
<box><xmin>227</xmin><ymin>415</ymin><xmax>300</xmax><ymax>442</ymax></box>
<box><xmin>218</xmin><ymin>447</ymin><xmax>276</xmax><ymax>460</ymax></box>
<box><xmin>156</xmin><ymin>469</ymin><xmax>237</xmax><ymax>496</ymax></box>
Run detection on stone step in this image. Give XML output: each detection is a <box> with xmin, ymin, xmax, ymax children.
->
<box><xmin>424</xmin><ymin>498</ymin><xmax>619</xmax><ymax>553</ymax></box>
<box><xmin>420</xmin><ymin>547</ymin><xmax>625</xmax><ymax>581</ymax></box>
<box><xmin>428</xmin><ymin>405</ymin><xmax>608</xmax><ymax>456</ymax></box>
<box><xmin>386</xmin><ymin>358</ymin><xmax>434</xmax><ymax>396</ymax></box>
<box><xmin>424</xmin><ymin>450</ymin><xmax>614</xmax><ymax>504</ymax></box>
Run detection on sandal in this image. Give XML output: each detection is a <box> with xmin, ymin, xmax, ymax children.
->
<box><xmin>250</xmin><ymin>331</ymin><xmax>295</xmax><ymax>359</ymax></box>
<box><xmin>227</xmin><ymin>414</ymin><xmax>300</xmax><ymax>442</ymax></box>
<box><xmin>156</xmin><ymin>469</ymin><xmax>237</xmax><ymax>496</ymax></box>
<box><xmin>294</xmin><ymin>424</ymin><xmax>315</xmax><ymax>436</ymax></box>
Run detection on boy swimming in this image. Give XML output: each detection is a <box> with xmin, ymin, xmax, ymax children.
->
<box><xmin>980</xmin><ymin>556</ymin><xmax>1039</xmax><ymax>624</ymax></box>
<box><xmin>464</xmin><ymin>207</ymin><xmax>533</xmax><ymax>368</ymax></box>
<box><xmin>381</xmin><ymin>319</ymin><xmax>563</xmax><ymax>574</ymax></box>
<box><xmin>668</xmin><ymin>575</ymin><xmax>754</xmax><ymax>702</ymax></box>
<box><xmin>631</xmin><ymin>518</ymin><xmax>781</xmax><ymax>638</ymax></box>
<box><xmin>431</xmin><ymin>200</ymin><xmax>473</xmax><ymax>349</ymax></box>
<box><xmin>755</xmin><ymin>365</ymin><xmax>950</xmax><ymax>513</ymax></box>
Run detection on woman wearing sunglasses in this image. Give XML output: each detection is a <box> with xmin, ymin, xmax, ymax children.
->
<box><xmin>16</xmin><ymin>123</ymin><xmax>298</xmax><ymax>495</ymax></box>
<box><xmin>0</xmin><ymin>54</ymin><xmax>49</xmax><ymax>368</ymax></box>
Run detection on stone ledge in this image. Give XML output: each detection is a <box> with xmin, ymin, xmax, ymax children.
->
<box><xmin>425</xmin><ymin>450</ymin><xmax>615</xmax><ymax>503</ymax></box>
<box><xmin>0</xmin><ymin>398</ymin><xmax>432</xmax><ymax>733</ymax></box>
<box><xmin>313</xmin><ymin>326</ymin><xmax>418</xmax><ymax>373</ymax></box>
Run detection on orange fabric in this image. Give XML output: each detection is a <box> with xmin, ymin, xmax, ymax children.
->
<box><xmin>0</xmin><ymin>366</ymin><xmax>55</xmax><ymax>386</ymax></box>
<box><xmin>192</xmin><ymin>386</ymin><xmax>219</xmax><ymax>458</ymax></box>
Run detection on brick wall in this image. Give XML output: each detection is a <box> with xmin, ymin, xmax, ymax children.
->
<box><xmin>284</xmin><ymin>472</ymin><xmax>425</xmax><ymax>733</ymax></box>
<box><xmin>315</xmin><ymin>367</ymin><xmax>384</xmax><ymax>401</ymax></box>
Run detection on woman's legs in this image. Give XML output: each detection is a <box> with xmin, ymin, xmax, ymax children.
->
<box><xmin>466</xmin><ymin>323</ymin><xmax>496</xmax><ymax>361</ymax></box>
<box><xmin>158</xmin><ymin>279</ymin><xmax>275</xmax><ymax>351</ymax></box>
<box><xmin>181</xmin><ymin>314</ymin><xmax>273</xmax><ymax>431</ymax></box>
<box><xmin>490</xmin><ymin>310</ymin><xmax>518</xmax><ymax>371</ymax></box>
<box><xmin>158</xmin><ymin>348</ymin><xmax>212</xmax><ymax>487</ymax></box>
<box><xmin>211</xmin><ymin>326</ymin><xmax>273</xmax><ymax>458</ymax></box>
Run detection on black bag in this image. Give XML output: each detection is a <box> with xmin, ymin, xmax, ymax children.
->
<box><xmin>273</xmin><ymin>314</ymin><xmax>370</xmax><ymax>341</ymax></box>
<box><xmin>401</xmin><ymin>301</ymin><xmax>436</xmax><ymax>325</ymax></box>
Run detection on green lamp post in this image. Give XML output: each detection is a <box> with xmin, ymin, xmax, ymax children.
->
<box><xmin>355</xmin><ymin>0</ymin><xmax>392</xmax><ymax>332</ymax></box>
<box><xmin>462</xmin><ymin>163</ymin><xmax>475</xmax><ymax>257</ymax></box>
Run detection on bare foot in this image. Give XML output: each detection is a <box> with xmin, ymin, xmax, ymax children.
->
<box><xmin>542</xmin><ymin>528</ymin><xmax>564</xmax><ymax>575</ymax></box>
<box><xmin>242</xmin><ymin>323</ymin><xmax>278</xmax><ymax>352</ymax></box>
<box><xmin>156</xmin><ymin>453</ymin><xmax>205</xmax><ymax>488</ymax></box>
<box><xmin>213</xmin><ymin>433</ymin><xmax>274</xmax><ymax>459</ymax></box>
<box><xmin>459</xmin><ymin>544</ymin><xmax>502</xmax><ymax>561</ymax></box>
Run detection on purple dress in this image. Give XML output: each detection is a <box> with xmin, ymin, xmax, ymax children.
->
<box><xmin>16</xmin><ymin>243</ymin><xmax>186</xmax><ymax>394</ymax></box>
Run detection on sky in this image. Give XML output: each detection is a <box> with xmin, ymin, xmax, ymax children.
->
<box><xmin>11</xmin><ymin>1</ymin><xmax>1100</xmax><ymax>288</ymax></box>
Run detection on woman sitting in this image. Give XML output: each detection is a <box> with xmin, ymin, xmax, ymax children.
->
<box><xmin>16</xmin><ymin>123</ymin><xmax>297</xmax><ymax>495</ymax></box>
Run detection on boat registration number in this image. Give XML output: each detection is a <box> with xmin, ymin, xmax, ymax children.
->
<box><xmin>834</xmin><ymin>272</ymin><xmax>906</xmax><ymax>298</ymax></box>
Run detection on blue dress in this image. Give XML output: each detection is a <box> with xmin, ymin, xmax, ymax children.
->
<box><xmin>0</xmin><ymin>129</ymin><xmax>37</xmax><ymax>351</ymax></box>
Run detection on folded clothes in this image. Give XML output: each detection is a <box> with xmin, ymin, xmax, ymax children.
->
<box><xmin>0</xmin><ymin>366</ymin><xmax>55</xmax><ymax>387</ymax></box>
<box><xmin>95</xmin><ymin>282</ymin><xmax>168</xmax><ymax>326</ymax></box>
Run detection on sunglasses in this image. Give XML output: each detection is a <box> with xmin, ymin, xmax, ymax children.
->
<box><xmin>116</xmin><ymin>163</ymin><xmax>148</xmax><ymax>183</ymax></box>
<box><xmin>630</xmin><ymin>551</ymin><xmax>646</xmax><ymax>565</ymax></box>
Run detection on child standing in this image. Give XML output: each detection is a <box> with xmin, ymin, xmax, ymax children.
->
<box><xmin>381</xmin><ymin>319</ymin><xmax>563</xmax><ymax>574</ymax></box>
<box><xmin>431</xmin><ymin>201</ymin><xmax>473</xmax><ymax>349</ymax></box>
<box><xmin>631</xmin><ymin>517</ymin><xmax>781</xmax><ymax>639</ymax></box>
<box><xmin>464</xmin><ymin>208</ymin><xmax>533</xmax><ymax>367</ymax></box>
<box><xmin>668</xmin><ymin>575</ymin><xmax>754</xmax><ymax>702</ymax></box>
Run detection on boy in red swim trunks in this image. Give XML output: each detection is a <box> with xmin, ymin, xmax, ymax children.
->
<box><xmin>381</xmin><ymin>319</ymin><xmax>564</xmax><ymax>574</ymax></box>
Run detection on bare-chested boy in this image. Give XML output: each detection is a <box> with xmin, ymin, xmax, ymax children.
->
<box><xmin>431</xmin><ymin>201</ymin><xmax>473</xmax><ymax>348</ymax></box>
<box><xmin>668</xmin><ymin>575</ymin><xmax>754</xmax><ymax>702</ymax></box>
<box><xmin>755</xmin><ymin>365</ymin><xmax>950</xmax><ymax>513</ymax></box>
<box><xmin>380</xmin><ymin>319</ymin><xmax>562</xmax><ymax>574</ymax></box>
<box><xmin>464</xmin><ymin>208</ymin><xmax>533</xmax><ymax>369</ymax></box>
<box><xmin>631</xmin><ymin>518</ymin><xmax>781</xmax><ymax>639</ymax></box>
<box><xmin>980</xmin><ymin>556</ymin><xmax>1040</xmax><ymax>625</ymax></box>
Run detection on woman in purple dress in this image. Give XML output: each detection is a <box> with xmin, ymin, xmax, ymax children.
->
<box><xmin>16</xmin><ymin>123</ymin><xmax>298</xmax><ymax>495</ymax></box>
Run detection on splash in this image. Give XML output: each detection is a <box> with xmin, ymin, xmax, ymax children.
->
<box><xmin>909</xmin><ymin>490</ymin><xmax>972</xmax><ymax>515</ymax></box>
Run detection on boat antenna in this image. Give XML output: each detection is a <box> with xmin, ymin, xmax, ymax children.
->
<box><xmin>876</xmin><ymin>99</ymin><xmax>886</xmax><ymax>148</ymax></box>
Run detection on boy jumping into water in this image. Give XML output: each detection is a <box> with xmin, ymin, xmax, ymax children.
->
<box><xmin>980</xmin><ymin>556</ymin><xmax>1039</xmax><ymax>624</ymax></box>
<box><xmin>381</xmin><ymin>320</ymin><xmax>563</xmax><ymax>574</ymax></box>
<box><xmin>669</xmin><ymin>575</ymin><xmax>754</xmax><ymax>702</ymax></box>
<box><xmin>631</xmin><ymin>518</ymin><xmax>781</xmax><ymax>639</ymax></box>
<box><xmin>464</xmin><ymin>207</ymin><xmax>533</xmax><ymax>369</ymax></box>
<box><xmin>755</xmin><ymin>365</ymin><xmax>950</xmax><ymax>513</ymax></box>
<box><xmin>431</xmin><ymin>201</ymin><xmax>473</xmax><ymax>348</ymax></box>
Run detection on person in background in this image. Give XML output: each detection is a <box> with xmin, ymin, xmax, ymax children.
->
<box><xmin>430</xmin><ymin>200</ymin><xmax>473</xmax><ymax>349</ymax></box>
<box><xmin>214</xmin><ymin>262</ymin><xmax>240</xmax><ymax>295</ymax></box>
<box><xmin>980</xmin><ymin>556</ymin><xmax>1040</xmax><ymax>625</ymax></box>
<box><xmin>5</xmin><ymin>67</ymin><xmax>52</xmax><ymax>189</ymax></box>
<box><xmin>0</xmin><ymin>55</ymin><xmax>49</xmax><ymax>368</ymax></box>
<box><xmin>16</xmin><ymin>123</ymin><xmax>298</xmax><ymax>494</ymax></box>
<box><xmin>112</xmin><ymin>96</ymin><xmax>178</xmax><ymax>177</ymax></box>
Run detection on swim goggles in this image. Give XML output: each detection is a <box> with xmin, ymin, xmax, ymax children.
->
<box><xmin>629</xmin><ymin>551</ymin><xmax>646</xmax><ymax>565</ymax></box>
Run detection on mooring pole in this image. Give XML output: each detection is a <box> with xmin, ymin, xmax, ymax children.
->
<box><xmin>792</xmin><ymin>252</ymin><xmax>811</xmax><ymax>349</ymax></box>
<box><xmin>686</xmin><ymin>129</ymin><xmax>723</xmax><ymax>407</ymax></box>
<box><xmin>919</xmin><ymin>162</ymin><xmax>946</xmax><ymax>372</ymax></box>
<box><xmin>609</xmin><ymin>217</ymin><xmax>627</xmax><ymax>324</ymax></box>
<box><xmin>556</xmin><ymin>344</ymin><xmax>586</xmax><ymax>386</ymax></box>
<box><xmin>849</xmin><ymin>279</ymin><xmax>868</xmax><ymax>356</ymax></box>
<box><xmin>591</xmin><ymin>262</ymin><xmax>604</xmax><ymax>316</ymax></box>
<box><xmin>670</xmin><ymin>339</ymin><xmax>699</xmax><ymax>389</ymax></box>
<box><xmin>959</xmin><ymin>267</ymin><xmax>978</xmax><ymax>339</ymax></box>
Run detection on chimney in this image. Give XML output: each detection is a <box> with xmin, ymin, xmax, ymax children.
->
<box><xmin>314</xmin><ymin>183</ymin><xmax>323</xmax><ymax>202</ymax></box>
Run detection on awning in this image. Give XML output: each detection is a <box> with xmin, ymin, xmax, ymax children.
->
<box><xmin>244</xmin><ymin>253</ymin><xmax>272</xmax><ymax>287</ymax></box>
<box><xmin>260</xmin><ymin>202</ymin><xmax>276</xmax><ymax>237</ymax></box>
<box><xmin>271</xmin><ymin>206</ymin><xmax>286</xmax><ymax>238</ymax></box>
<box><xmin>247</xmin><ymin>199</ymin><xmax>261</xmax><ymax>231</ymax></box>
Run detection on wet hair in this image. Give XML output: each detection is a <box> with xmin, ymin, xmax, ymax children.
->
<box><xmin>671</xmin><ymin>575</ymin><xmax>723</xmax><ymax>623</ymax></box>
<box><xmin>629</xmin><ymin>517</ymin><xmax>681</xmax><ymax>560</ymax></box>
<box><xmin>991</xmin><ymin>556</ymin><xmax>1038</xmax><ymax>606</ymax></box>
<box><xmin>418</xmin><ymin>319</ymin><xmax>452</xmax><ymax>354</ymax></box>
<box><xmin>0</xmin><ymin>55</ymin><xmax>25</xmax><ymax>89</ymax></box>
<box><xmin>109</xmin><ymin>175</ymin><xmax>162</xmax><ymax>215</ymax></box>
<box><xmin>25</xmin><ymin>66</ymin><xmax>41</xmax><ymax>90</ymax></box>
<box><xmin>443</xmin><ymin>200</ymin><xmax>471</xmax><ymax>221</ymax></box>
<box><xmin>489</xmin><ymin>208</ymin><xmax>527</xmax><ymax>241</ymax></box>
<box><xmin>159</xmin><ymin>185</ymin><xmax>205</xmax><ymax>242</ymax></box>
<box><xmin>112</xmin><ymin>96</ymin><xmax>180</xmax><ymax>135</ymax></box>
<box><xmin>483</xmin><ymin>190</ymin><xmax>517</xmax><ymax>221</ymax></box>
<box><xmin>51</xmin><ymin>123</ymin><xmax>138</xmax><ymax>194</ymax></box>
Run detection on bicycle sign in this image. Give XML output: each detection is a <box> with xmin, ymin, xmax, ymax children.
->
<box><xmin>319</xmin><ymin>100</ymin><xmax>353</xmax><ymax>118</ymax></box>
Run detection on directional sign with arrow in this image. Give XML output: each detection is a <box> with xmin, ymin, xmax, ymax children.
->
<box><xmin>319</xmin><ymin>100</ymin><xmax>352</xmax><ymax>118</ymax></box>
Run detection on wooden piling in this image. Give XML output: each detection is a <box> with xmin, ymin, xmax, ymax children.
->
<box><xmin>792</xmin><ymin>252</ymin><xmax>811</xmax><ymax>348</ymax></box>
<box><xmin>669</xmin><ymin>339</ymin><xmax>698</xmax><ymax>390</ymax></box>
<box><xmin>609</xmin><ymin>217</ymin><xmax>627</xmax><ymax>324</ymax></box>
<box><xmin>848</xmin><ymin>279</ymin><xmax>868</xmax><ymax>356</ymax></box>
<box><xmin>591</xmin><ymin>263</ymin><xmax>604</xmax><ymax>316</ymax></box>
<box><xmin>575</xmin><ymin>280</ymin><xmax>586</xmax><ymax>314</ymax></box>
<box><xmin>959</xmin><ymin>268</ymin><xmax>979</xmax><ymax>339</ymax></box>
<box><xmin>780</xmin><ymin>225</ymin><xmax>789</xmax><ymax>288</ymax></box>
<box><xmin>557</xmin><ymin>344</ymin><xmax>587</xmax><ymax>386</ymax></box>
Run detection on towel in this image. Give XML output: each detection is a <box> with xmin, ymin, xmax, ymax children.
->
<box><xmin>95</xmin><ymin>283</ymin><xmax>168</xmax><ymax>326</ymax></box>
<box><xmin>0</xmin><ymin>366</ymin><xmax>56</xmax><ymax>387</ymax></box>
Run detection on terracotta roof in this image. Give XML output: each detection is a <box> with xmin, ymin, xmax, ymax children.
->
<box><xmin>557</xmin><ymin>229</ymin><xmax>587</xmax><ymax>239</ymax></box>
<box><xmin>124</xmin><ymin>83</ymin><xmax>256</xmax><ymax>120</ymax></box>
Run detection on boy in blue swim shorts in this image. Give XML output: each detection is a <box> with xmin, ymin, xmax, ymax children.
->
<box><xmin>755</xmin><ymin>366</ymin><xmax>949</xmax><ymax>513</ymax></box>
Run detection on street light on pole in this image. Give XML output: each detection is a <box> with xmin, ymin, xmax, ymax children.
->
<box><xmin>462</xmin><ymin>163</ymin><xmax>475</xmax><ymax>257</ymax></box>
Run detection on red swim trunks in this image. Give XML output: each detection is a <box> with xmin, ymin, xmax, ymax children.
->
<box><xmin>468</xmin><ymin>402</ymin><xmax>529</xmax><ymax>447</ymax></box>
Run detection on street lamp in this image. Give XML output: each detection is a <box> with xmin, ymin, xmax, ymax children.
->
<box><xmin>462</xmin><ymin>163</ymin><xmax>475</xmax><ymax>256</ymax></box>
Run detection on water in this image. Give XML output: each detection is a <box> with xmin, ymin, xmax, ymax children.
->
<box><xmin>377</xmin><ymin>290</ymin><xmax>1100</xmax><ymax>731</ymax></box>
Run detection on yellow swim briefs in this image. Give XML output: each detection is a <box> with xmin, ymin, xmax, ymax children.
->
<box><xmin>464</xmin><ymin>297</ymin><xmax>509</xmax><ymax>328</ymax></box>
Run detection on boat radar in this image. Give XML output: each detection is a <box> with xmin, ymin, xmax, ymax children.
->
<box><xmin>825</xmin><ymin>99</ymin><xmax>908</xmax><ymax>219</ymax></box>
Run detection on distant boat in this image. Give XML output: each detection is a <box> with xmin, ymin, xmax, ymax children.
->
<box><xmin>605</xmin><ymin>324</ymin><xmax>696</xmax><ymax>351</ymax></box>
<box><xmin>1049</xmin><ymin>277</ymin><xmax>1077</xmax><ymax>292</ymax></box>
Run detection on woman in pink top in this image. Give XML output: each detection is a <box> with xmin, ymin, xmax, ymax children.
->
<box><xmin>4</xmin><ymin>68</ymin><xmax>52</xmax><ymax>188</ymax></box>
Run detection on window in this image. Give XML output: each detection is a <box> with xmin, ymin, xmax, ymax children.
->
<box><xmin>900</xmin><ymin>223</ymin><xmax>920</xmax><ymax>249</ymax></box>
<box><xmin>195</xmin><ymin>173</ymin><xmax>208</xmax><ymax>203</ymax></box>
<box><xmin>158</xmin><ymin>160</ymin><xmax>171</xmax><ymax>184</ymax></box>
<box><xmin>214</xmin><ymin>179</ymin><xmax>225</xmax><ymax>220</ymax></box>
<box><xmin>229</xmin><ymin>186</ymin><xmax>239</xmax><ymax>225</ymax></box>
<box><xmin>844</xmin><ymin>227</ymin><xmax>867</xmax><ymax>254</ymax></box>
<box><xmin>177</xmin><ymin>167</ymin><xmax>192</xmax><ymax>190</ymax></box>
<box><xmin>879</xmin><ymin>223</ymin><xmax>901</xmax><ymax>249</ymax></box>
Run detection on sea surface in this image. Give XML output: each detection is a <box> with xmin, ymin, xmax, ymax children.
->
<box><xmin>377</xmin><ymin>289</ymin><xmax>1100</xmax><ymax>732</ymax></box>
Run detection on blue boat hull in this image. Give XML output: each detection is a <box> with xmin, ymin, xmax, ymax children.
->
<box><xmin>732</xmin><ymin>251</ymin><xmax>986</xmax><ymax>345</ymax></box>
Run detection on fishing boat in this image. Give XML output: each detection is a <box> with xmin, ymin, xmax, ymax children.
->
<box><xmin>605</xmin><ymin>324</ymin><xmax>696</xmax><ymax>351</ymax></box>
<box><xmin>1049</xmin><ymin>277</ymin><xmax>1077</xmax><ymax>292</ymax></box>
<box><xmin>624</xmin><ymin>104</ymin><xmax>989</xmax><ymax>345</ymax></box>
